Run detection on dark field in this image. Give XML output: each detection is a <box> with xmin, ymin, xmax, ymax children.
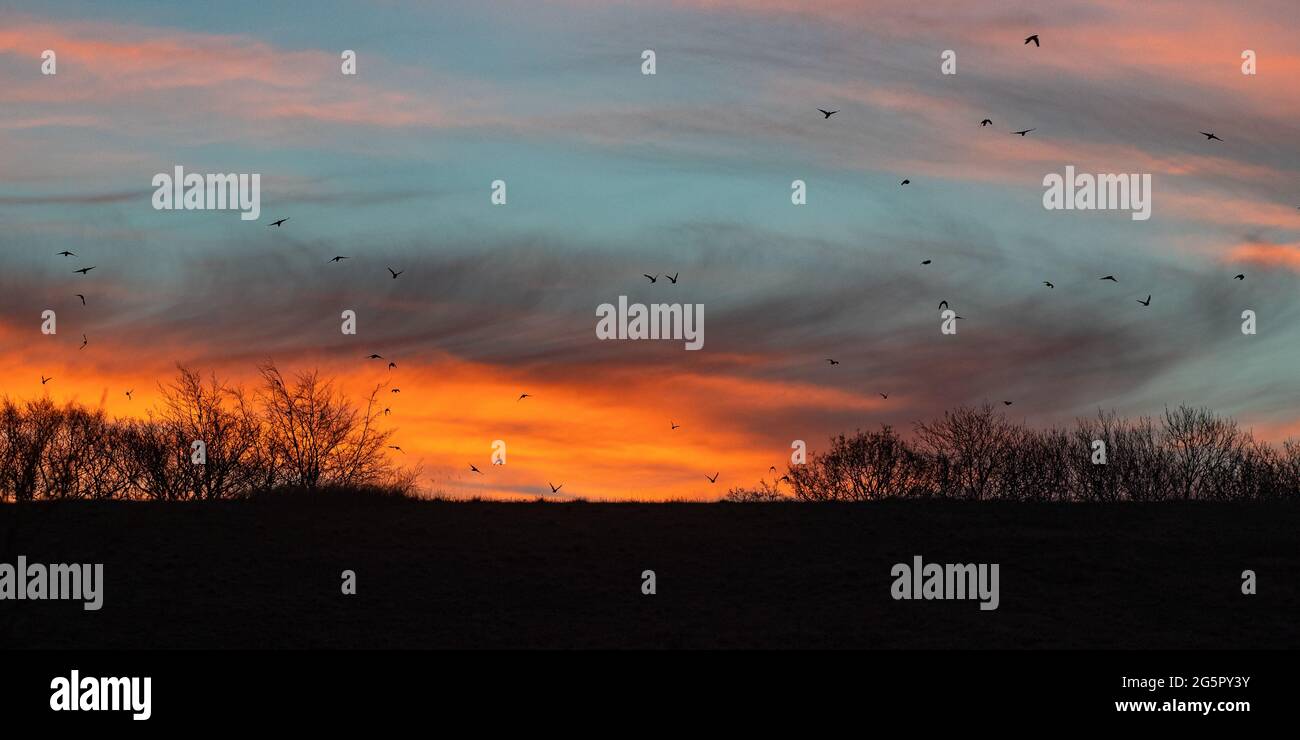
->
<box><xmin>1</xmin><ymin>498</ymin><xmax>1296</xmax><ymax>649</ymax></box>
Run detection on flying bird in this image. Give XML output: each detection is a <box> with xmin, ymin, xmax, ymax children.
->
<box><xmin>388</xmin><ymin>267</ymin><xmax>403</xmax><ymax>279</ymax></box>
<box><xmin>470</xmin><ymin>464</ymin><xmax>482</xmax><ymax>474</ymax></box>
<box><xmin>643</xmin><ymin>273</ymin><xmax>658</xmax><ymax>283</ymax></box>
<box><xmin>1003</xmin><ymin>400</ymin><xmax>1013</xmax><ymax>406</ymax></box>
<box><xmin>1043</xmin><ymin>281</ymin><xmax>1054</xmax><ymax>288</ymax></box>
<box><xmin>76</xmin><ymin>294</ymin><xmax>85</xmax><ymax>305</ymax></box>
<box><xmin>329</xmin><ymin>256</ymin><xmax>349</xmax><ymax>262</ymax></box>
<box><xmin>671</xmin><ymin>421</ymin><xmax>681</xmax><ymax>430</ymax></box>
<box><xmin>80</xmin><ymin>334</ymin><xmax>87</xmax><ymax>349</ymax></box>
<box><xmin>879</xmin><ymin>392</ymin><xmax>889</xmax><ymax>400</ymax></box>
<box><xmin>41</xmin><ymin>376</ymin><xmax>52</xmax><ymax>385</ymax></box>
<box><xmin>818</xmin><ymin>109</ymin><xmax>838</xmax><ymax>119</ymax></box>
<box><xmin>518</xmin><ymin>393</ymin><xmax>531</xmax><ymax>401</ymax></box>
<box><xmin>383</xmin><ymin>408</ymin><xmax>391</xmax><ymax>416</ymax></box>
<box><xmin>920</xmin><ymin>259</ymin><xmax>931</xmax><ymax>265</ymax></box>
<box><xmin>1234</xmin><ymin>274</ymin><xmax>1245</xmax><ymax>280</ymax></box>
<box><xmin>665</xmin><ymin>272</ymin><xmax>679</xmax><ymax>284</ymax></box>
<box><xmin>939</xmin><ymin>300</ymin><xmax>949</xmax><ymax>310</ymax></box>
<box><xmin>57</xmin><ymin>250</ymin><xmax>76</xmax><ymax>257</ymax></box>
<box><xmin>1199</xmin><ymin>131</ymin><xmax>1222</xmax><ymax>141</ymax></box>
<box><xmin>980</xmin><ymin>119</ymin><xmax>992</xmax><ymax>127</ymax></box>
<box><xmin>769</xmin><ymin>466</ymin><xmax>778</xmax><ymax>473</ymax></box>
<box><xmin>269</xmin><ymin>218</ymin><xmax>289</xmax><ymax>227</ymax></box>
<box><xmin>1024</xmin><ymin>34</ymin><xmax>1040</xmax><ymax>46</ymax></box>
<box><xmin>706</xmin><ymin>472</ymin><xmax>720</xmax><ymax>483</ymax></box>
<box><xmin>125</xmin><ymin>390</ymin><xmax>133</xmax><ymax>400</ymax></box>
<box><xmin>74</xmin><ymin>266</ymin><xmax>96</xmax><ymax>274</ymax></box>
<box><xmin>390</xmin><ymin>388</ymin><xmax>400</xmax><ymax>394</ymax></box>
<box><xmin>388</xmin><ymin>445</ymin><xmax>404</xmax><ymax>453</ymax></box>
<box><xmin>826</xmin><ymin>359</ymin><xmax>840</xmax><ymax>366</ymax></box>
<box><xmin>387</xmin><ymin>362</ymin><xmax>396</xmax><ymax>370</ymax></box>
<box><xmin>367</xmin><ymin>354</ymin><xmax>383</xmax><ymax>360</ymax></box>
<box><xmin>1100</xmin><ymin>275</ymin><xmax>1118</xmax><ymax>282</ymax></box>
<box><xmin>1138</xmin><ymin>295</ymin><xmax>1151</xmax><ymax>306</ymax></box>
<box><xmin>1012</xmin><ymin>128</ymin><xmax>1035</xmax><ymax>136</ymax></box>
<box><xmin>548</xmin><ymin>482</ymin><xmax>563</xmax><ymax>493</ymax></box>
<box><xmin>900</xmin><ymin>179</ymin><xmax>910</xmax><ymax>185</ymax></box>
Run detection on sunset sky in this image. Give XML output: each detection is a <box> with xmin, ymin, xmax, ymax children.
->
<box><xmin>1</xmin><ymin>0</ymin><xmax>1297</xmax><ymax>499</ymax></box>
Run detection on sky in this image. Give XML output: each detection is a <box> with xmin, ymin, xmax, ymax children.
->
<box><xmin>0</xmin><ymin>0</ymin><xmax>1297</xmax><ymax>500</ymax></box>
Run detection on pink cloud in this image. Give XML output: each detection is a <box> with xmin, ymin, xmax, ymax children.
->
<box><xmin>0</xmin><ymin>14</ymin><xmax>484</xmax><ymax>131</ymax></box>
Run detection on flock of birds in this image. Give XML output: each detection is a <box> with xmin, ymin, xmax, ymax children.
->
<box><xmin>38</xmin><ymin>31</ymin><xmax>1291</xmax><ymax>501</ymax></box>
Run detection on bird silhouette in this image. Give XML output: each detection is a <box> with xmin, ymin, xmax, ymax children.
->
<box><xmin>1199</xmin><ymin>131</ymin><xmax>1222</xmax><ymax>141</ymax></box>
<box><xmin>706</xmin><ymin>472</ymin><xmax>720</xmax><ymax>483</ymax></box>
<box><xmin>388</xmin><ymin>362</ymin><xmax>396</xmax><ymax>370</ymax></box>
<box><xmin>1003</xmin><ymin>400</ymin><xmax>1013</xmax><ymax>406</ymax></box>
<box><xmin>671</xmin><ymin>421</ymin><xmax>681</xmax><ymax>430</ymax></box>
<box><xmin>980</xmin><ymin>119</ymin><xmax>992</xmax><ymax>127</ymax></box>
<box><xmin>826</xmin><ymin>359</ymin><xmax>840</xmax><ymax>366</ymax></box>
<box><xmin>900</xmin><ymin>178</ymin><xmax>910</xmax><ymax>185</ymax></box>
<box><xmin>549</xmin><ymin>482</ymin><xmax>563</xmax><ymax>493</ymax></box>
<box><xmin>643</xmin><ymin>273</ymin><xmax>658</xmax><ymax>283</ymax></box>
<box><xmin>57</xmin><ymin>250</ymin><xmax>76</xmax><ymax>257</ymax></box>
<box><xmin>1234</xmin><ymin>274</ymin><xmax>1245</xmax><ymax>280</ymax></box>
<box><xmin>769</xmin><ymin>466</ymin><xmax>778</xmax><ymax>473</ymax></box>
<box><xmin>125</xmin><ymin>390</ymin><xmax>133</xmax><ymax>400</ymax></box>
<box><xmin>879</xmin><ymin>392</ymin><xmax>889</xmax><ymax>400</ymax></box>
<box><xmin>665</xmin><ymin>272</ymin><xmax>679</xmax><ymax>284</ymax></box>
<box><xmin>367</xmin><ymin>354</ymin><xmax>383</xmax><ymax>360</ymax></box>
<box><xmin>41</xmin><ymin>376</ymin><xmax>52</xmax><ymax>385</ymax></box>
<box><xmin>1100</xmin><ymin>275</ymin><xmax>1118</xmax><ymax>282</ymax></box>
<box><xmin>388</xmin><ymin>445</ymin><xmax>404</xmax><ymax>453</ymax></box>
<box><xmin>1024</xmin><ymin>34</ymin><xmax>1040</xmax><ymax>46</ymax></box>
<box><xmin>383</xmin><ymin>408</ymin><xmax>391</xmax><ymax>416</ymax></box>
<box><xmin>939</xmin><ymin>300</ymin><xmax>949</xmax><ymax>310</ymax></box>
<box><xmin>470</xmin><ymin>464</ymin><xmax>482</xmax><ymax>474</ymax></box>
<box><xmin>80</xmin><ymin>334</ymin><xmax>87</xmax><ymax>350</ymax></box>
<box><xmin>388</xmin><ymin>267</ymin><xmax>403</xmax><ymax>279</ymax></box>
<box><xmin>269</xmin><ymin>218</ymin><xmax>289</xmax><ymax>227</ymax></box>
<box><xmin>518</xmin><ymin>393</ymin><xmax>531</xmax><ymax>401</ymax></box>
<box><xmin>74</xmin><ymin>266</ymin><xmax>95</xmax><ymax>274</ymax></box>
<box><xmin>1138</xmin><ymin>295</ymin><xmax>1151</xmax><ymax>306</ymax></box>
<box><xmin>921</xmin><ymin>259</ymin><xmax>931</xmax><ymax>265</ymax></box>
<box><xmin>329</xmin><ymin>256</ymin><xmax>349</xmax><ymax>262</ymax></box>
<box><xmin>390</xmin><ymin>388</ymin><xmax>400</xmax><ymax>394</ymax></box>
<box><xmin>76</xmin><ymin>294</ymin><xmax>85</xmax><ymax>305</ymax></box>
<box><xmin>1043</xmin><ymin>281</ymin><xmax>1054</xmax><ymax>288</ymax></box>
<box><xmin>1012</xmin><ymin>128</ymin><xmax>1035</xmax><ymax>136</ymax></box>
<box><xmin>818</xmin><ymin>109</ymin><xmax>838</xmax><ymax>119</ymax></box>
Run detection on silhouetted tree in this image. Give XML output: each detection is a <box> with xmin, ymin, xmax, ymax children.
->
<box><xmin>255</xmin><ymin>363</ymin><xmax>395</xmax><ymax>490</ymax></box>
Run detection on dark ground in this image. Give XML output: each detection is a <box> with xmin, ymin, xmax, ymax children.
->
<box><xmin>0</xmin><ymin>498</ymin><xmax>1296</xmax><ymax>649</ymax></box>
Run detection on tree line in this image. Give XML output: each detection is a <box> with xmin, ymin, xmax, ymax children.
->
<box><xmin>0</xmin><ymin>364</ymin><xmax>416</xmax><ymax>502</ymax></box>
<box><xmin>727</xmin><ymin>403</ymin><xmax>1300</xmax><ymax>502</ymax></box>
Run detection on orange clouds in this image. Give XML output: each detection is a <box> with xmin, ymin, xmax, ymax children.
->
<box><xmin>1226</xmin><ymin>241</ymin><xmax>1300</xmax><ymax>272</ymax></box>
<box><xmin>0</xmin><ymin>324</ymin><xmax>851</xmax><ymax>501</ymax></box>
